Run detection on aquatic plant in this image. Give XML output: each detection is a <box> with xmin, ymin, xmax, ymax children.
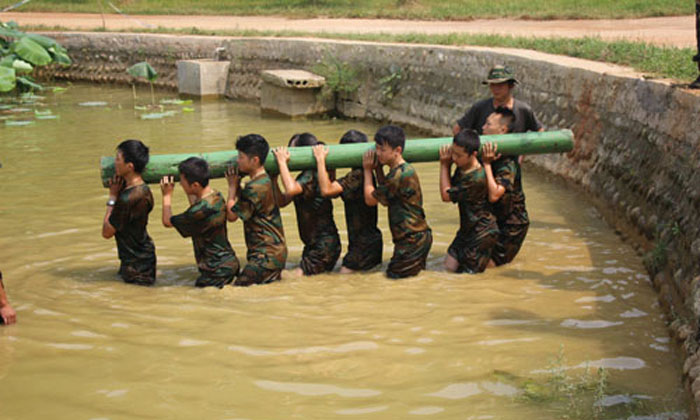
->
<box><xmin>312</xmin><ymin>51</ymin><xmax>360</xmax><ymax>103</ymax></box>
<box><xmin>0</xmin><ymin>20</ymin><xmax>71</xmax><ymax>93</ymax></box>
<box><xmin>127</xmin><ymin>61</ymin><xmax>158</xmax><ymax>106</ymax></box>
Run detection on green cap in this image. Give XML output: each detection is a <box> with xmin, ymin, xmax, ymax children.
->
<box><xmin>482</xmin><ymin>65</ymin><xmax>519</xmax><ymax>85</ymax></box>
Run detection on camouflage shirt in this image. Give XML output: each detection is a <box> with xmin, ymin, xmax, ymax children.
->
<box><xmin>338</xmin><ymin>168</ymin><xmax>382</xmax><ymax>248</ymax></box>
<box><xmin>448</xmin><ymin>166</ymin><xmax>495</xmax><ymax>234</ymax></box>
<box><xmin>108</xmin><ymin>184</ymin><xmax>156</xmax><ymax>277</ymax></box>
<box><xmin>294</xmin><ymin>169</ymin><xmax>339</xmax><ymax>245</ymax></box>
<box><xmin>491</xmin><ymin>157</ymin><xmax>529</xmax><ymax>226</ymax></box>
<box><xmin>373</xmin><ymin>162</ymin><xmax>430</xmax><ymax>242</ymax></box>
<box><xmin>232</xmin><ymin>173</ymin><xmax>288</xmax><ymax>270</ymax></box>
<box><xmin>171</xmin><ymin>190</ymin><xmax>238</xmax><ymax>277</ymax></box>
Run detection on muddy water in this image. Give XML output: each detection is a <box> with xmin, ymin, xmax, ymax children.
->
<box><xmin>0</xmin><ymin>84</ymin><xmax>687</xmax><ymax>419</ymax></box>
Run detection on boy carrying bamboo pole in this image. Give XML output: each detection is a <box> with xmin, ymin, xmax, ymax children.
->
<box><xmin>363</xmin><ymin>125</ymin><xmax>432</xmax><ymax>278</ymax></box>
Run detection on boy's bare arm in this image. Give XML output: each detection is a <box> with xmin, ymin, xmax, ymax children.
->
<box><xmin>362</xmin><ymin>149</ymin><xmax>379</xmax><ymax>207</ymax></box>
<box><xmin>439</xmin><ymin>145</ymin><xmax>453</xmax><ymax>202</ymax></box>
<box><xmin>160</xmin><ymin>176</ymin><xmax>175</xmax><ymax>227</ymax></box>
<box><xmin>101</xmin><ymin>175</ymin><xmax>123</xmax><ymax>239</ymax></box>
<box><xmin>481</xmin><ymin>143</ymin><xmax>505</xmax><ymax>203</ymax></box>
<box><xmin>225</xmin><ymin>166</ymin><xmax>240</xmax><ymax>222</ymax></box>
<box><xmin>312</xmin><ymin>145</ymin><xmax>343</xmax><ymax>197</ymax></box>
<box><xmin>272</xmin><ymin>147</ymin><xmax>302</xmax><ymax>207</ymax></box>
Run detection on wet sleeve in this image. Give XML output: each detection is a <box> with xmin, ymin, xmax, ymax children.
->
<box><xmin>232</xmin><ymin>184</ymin><xmax>257</xmax><ymax>222</ymax></box>
<box><xmin>296</xmin><ymin>170</ymin><xmax>316</xmax><ymax>201</ymax></box>
<box><xmin>108</xmin><ymin>194</ymin><xmax>131</xmax><ymax>232</ymax></box>
<box><xmin>494</xmin><ymin>161</ymin><xmax>516</xmax><ymax>192</ymax></box>
<box><xmin>447</xmin><ymin>171</ymin><xmax>469</xmax><ymax>203</ymax></box>
<box><xmin>339</xmin><ymin>170</ymin><xmax>363</xmax><ymax>201</ymax></box>
<box><xmin>373</xmin><ymin>170</ymin><xmax>399</xmax><ymax>206</ymax></box>
<box><xmin>171</xmin><ymin>202</ymin><xmax>210</xmax><ymax>238</ymax></box>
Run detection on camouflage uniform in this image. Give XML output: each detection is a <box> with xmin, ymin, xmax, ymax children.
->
<box><xmin>490</xmin><ymin>157</ymin><xmax>529</xmax><ymax>266</ymax></box>
<box><xmin>231</xmin><ymin>173</ymin><xmax>288</xmax><ymax>286</ymax></box>
<box><xmin>294</xmin><ymin>170</ymin><xmax>341</xmax><ymax>275</ymax></box>
<box><xmin>171</xmin><ymin>190</ymin><xmax>240</xmax><ymax>288</ymax></box>
<box><xmin>108</xmin><ymin>184</ymin><xmax>156</xmax><ymax>285</ymax></box>
<box><xmin>373</xmin><ymin>162</ymin><xmax>432</xmax><ymax>279</ymax></box>
<box><xmin>337</xmin><ymin>168</ymin><xmax>383</xmax><ymax>271</ymax></box>
<box><xmin>447</xmin><ymin>167</ymin><xmax>499</xmax><ymax>273</ymax></box>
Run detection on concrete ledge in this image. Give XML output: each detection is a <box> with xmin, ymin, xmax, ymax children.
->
<box><xmin>177</xmin><ymin>59</ymin><xmax>230</xmax><ymax>97</ymax></box>
<box><xmin>261</xmin><ymin>69</ymin><xmax>325</xmax><ymax>89</ymax></box>
<box><xmin>260</xmin><ymin>69</ymin><xmax>329</xmax><ymax>117</ymax></box>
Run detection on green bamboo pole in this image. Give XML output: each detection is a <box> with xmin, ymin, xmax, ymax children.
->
<box><xmin>100</xmin><ymin>129</ymin><xmax>574</xmax><ymax>187</ymax></box>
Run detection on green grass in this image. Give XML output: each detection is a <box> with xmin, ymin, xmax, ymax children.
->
<box><xmin>20</xmin><ymin>0</ymin><xmax>694</xmax><ymax>20</ymax></box>
<box><xmin>24</xmin><ymin>24</ymin><xmax>698</xmax><ymax>82</ymax></box>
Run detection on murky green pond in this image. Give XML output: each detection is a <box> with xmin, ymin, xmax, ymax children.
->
<box><xmin>0</xmin><ymin>84</ymin><xmax>688</xmax><ymax>419</ymax></box>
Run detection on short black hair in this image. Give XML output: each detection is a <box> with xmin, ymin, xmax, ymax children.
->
<box><xmin>178</xmin><ymin>157</ymin><xmax>210</xmax><ymax>188</ymax></box>
<box><xmin>453</xmin><ymin>129</ymin><xmax>480</xmax><ymax>154</ymax></box>
<box><xmin>117</xmin><ymin>139</ymin><xmax>149</xmax><ymax>174</ymax></box>
<box><xmin>339</xmin><ymin>129</ymin><xmax>368</xmax><ymax>144</ymax></box>
<box><xmin>374</xmin><ymin>125</ymin><xmax>405</xmax><ymax>151</ymax></box>
<box><xmin>288</xmin><ymin>132</ymin><xmax>318</xmax><ymax>147</ymax></box>
<box><xmin>236</xmin><ymin>134</ymin><xmax>269</xmax><ymax>165</ymax></box>
<box><xmin>493</xmin><ymin>106</ymin><xmax>516</xmax><ymax>133</ymax></box>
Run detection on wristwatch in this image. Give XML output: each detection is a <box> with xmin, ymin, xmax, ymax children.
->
<box><xmin>106</xmin><ymin>198</ymin><xmax>117</xmax><ymax>207</ymax></box>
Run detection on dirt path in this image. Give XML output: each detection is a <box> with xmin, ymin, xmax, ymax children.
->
<box><xmin>3</xmin><ymin>12</ymin><xmax>696</xmax><ymax>48</ymax></box>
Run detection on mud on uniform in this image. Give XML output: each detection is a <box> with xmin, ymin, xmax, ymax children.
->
<box><xmin>171</xmin><ymin>190</ymin><xmax>240</xmax><ymax>288</ymax></box>
<box><xmin>294</xmin><ymin>170</ymin><xmax>341</xmax><ymax>275</ymax></box>
<box><xmin>109</xmin><ymin>184</ymin><xmax>156</xmax><ymax>285</ymax></box>
<box><xmin>447</xmin><ymin>167</ymin><xmax>499</xmax><ymax>273</ymax></box>
<box><xmin>373</xmin><ymin>162</ymin><xmax>432</xmax><ymax>279</ymax></box>
<box><xmin>337</xmin><ymin>168</ymin><xmax>383</xmax><ymax>271</ymax></box>
<box><xmin>231</xmin><ymin>173</ymin><xmax>288</xmax><ymax>286</ymax></box>
<box><xmin>490</xmin><ymin>157</ymin><xmax>529</xmax><ymax>266</ymax></box>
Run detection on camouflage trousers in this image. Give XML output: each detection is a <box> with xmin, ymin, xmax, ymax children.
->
<box><xmin>300</xmin><ymin>233</ymin><xmax>341</xmax><ymax>276</ymax></box>
<box><xmin>387</xmin><ymin>230</ymin><xmax>433</xmax><ymax>279</ymax></box>
<box><xmin>492</xmin><ymin>222</ymin><xmax>529</xmax><ymax>266</ymax></box>
<box><xmin>195</xmin><ymin>257</ymin><xmax>240</xmax><ymax>288</ymax></box>
<box><xmin>342</xmin><ymin>236</ymin><xmax>383</xmax><ymax>271</ymax></box>
<box><xmin>448</xmin><ymin>216</ymin><xmax>499</xmax><ymax>274</ymax></box>
<box><xmin>119</xmin><ymin>258</ymin><xmax>156</xmax><ymax>286</ymax></box>
<box><xmin>235</xmin><ymin>263</ymin><xmax>283</xmax><ymax>287</ymax></box>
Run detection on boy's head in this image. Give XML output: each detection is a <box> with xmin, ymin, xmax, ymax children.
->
<box><xmin>288</xmin><ymin>132</ymin><xmax>318</xmax><ymax>147</ymax></box>
<box><xmin>482</xmin><ymin>107</ymin><xmax>515</xmax><ymax>135</ymax></box>
<box><xmin>236</xmin><ymin>134</ymin><xmax>269</xmax><ymax>174</ymax></box>
<box><xmin>452</xmin><ymin>129</ymin><xmax>480</xmax><ymax>168</ymax></box>
<box><xmin>374</xmin><ymin>125</ymin><xmax>405</xmax><ymax>165</ymax></box>
<box><xmin>339</xmin><ymin>129</ymin><xmax>368</xmax><ymax>145</ymax></box>
<box><xmin>178</xmin><ymin>157</ymin><xmax>210</xmax><ymax>193</ymax></box>
<box><xmin>115</xmin><ymin>139</ymin><xmax>149</xmax><ymax>176</ymax></box>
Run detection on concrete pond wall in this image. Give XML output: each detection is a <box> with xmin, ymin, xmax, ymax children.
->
<box><xmin>38</xmin><ymin>32</ymin><xmax>700</xmax><ymax>414</ymax></box>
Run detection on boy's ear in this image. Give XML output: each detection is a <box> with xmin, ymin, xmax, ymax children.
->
<box><xmin>396</xmin><ymin>146</ymin><xmax>403</xmax><ymax>155</ymax></box>
<box><xmin>125</xmin><ymin>161</ymin><xmax>135</xmax><ymax>172</ymax></box>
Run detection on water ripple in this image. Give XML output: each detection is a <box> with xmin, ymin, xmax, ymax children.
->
<box><xmin>228</xmin><ymin>341</ymin><xmax>378</xmax><ymax>356</ymax></box>
<box><xmin>561</xmin><ymin>319</ymin><xmax>624</xmax><ymax>329</ymax></box>
<box><xmin>254</xmin><ymin>380</ymin><xmax>381</xmax><ymax>397</ymax></box>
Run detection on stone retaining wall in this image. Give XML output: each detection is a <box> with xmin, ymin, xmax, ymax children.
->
<box><xmin>38</xmin><ymin>32</ymin><xmax>700</xmax><ymax>414</ymax></box>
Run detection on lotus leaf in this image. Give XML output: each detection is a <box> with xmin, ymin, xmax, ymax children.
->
<box><xmin>127</xmin><ymin>62</ymin><xmax>158</xmax><ymax>82</ymax></box>
<box><xmin>5</xmin><ymin>120</ymin><xmax>34</xmax><ymax>126</ymax></box>
<box><xmin>13</xmin><ymin>37</ymin><xmax>52</xmax><ymax>66</ymax></box>
<box><xmin>140</xmin><ymin>110</ymin><xmax>176</xmax><ymax>120</ymax></box>
<box><xmin>17</xmin><ymin>76</ymin><xmax>43</xmax><ymax>91</ymax></box>
<box><xmin>0</xmin><ymin>67</ymin><xmax>16</xmax><ymax>92</ymax></box>
<box><xmin>12</xmin><ymin>59</ymin><xmax>33</xmax><ymax>73</ymax></box>
<box><xmin>79</xmin><ymin>101</ymin><xmax>108</xmax><ymax>107</ymax></box>
<box><xmin>35</xmin><ymin>114</ymin><xmax>59</xmax><ymax>120</ymax></box>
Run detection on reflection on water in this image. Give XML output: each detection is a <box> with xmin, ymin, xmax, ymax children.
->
<box><xmin>0</xmin><ymin>84</ymin><xmax>688</xmax><ymax>419</ymax></box>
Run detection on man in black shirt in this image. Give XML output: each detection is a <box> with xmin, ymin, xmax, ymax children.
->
<box><xmin>453</xmin><ymin>65</ymin><xmax>543</xmax><ymax>135</ymax></box>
